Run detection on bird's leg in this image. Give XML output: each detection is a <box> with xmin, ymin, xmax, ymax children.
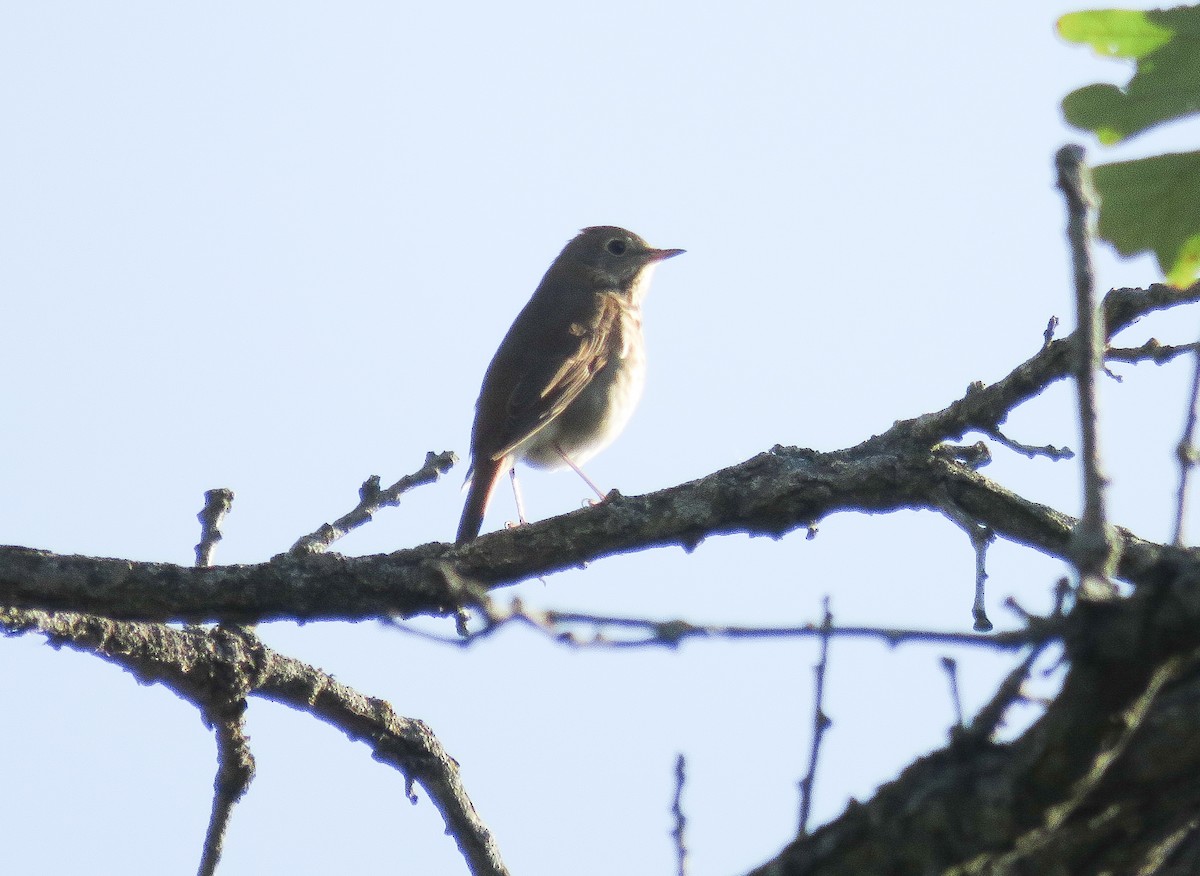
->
<box><xmin>554</xmin><ymin>442</ymin><xmax>607</xmax><ymax>503</ymax></box>
<box><xmin>506</xmin><ymin>465</ymin><xmax>530</xmax><ymax>528</ymax></box>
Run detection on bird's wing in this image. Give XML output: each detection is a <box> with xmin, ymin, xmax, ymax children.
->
<box><xmin>489</xmin><ymin>290</ymin><xmax>622</xmax><ymax>461</ymax></box>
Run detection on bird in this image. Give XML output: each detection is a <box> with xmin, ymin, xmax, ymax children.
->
<box><xmin>456</xmin><ymin>226</ymin><xmax>684</xmax><ymax>544</ymax></box>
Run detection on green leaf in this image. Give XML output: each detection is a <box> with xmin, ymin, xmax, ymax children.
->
<box><xmin>1059</xmin><ymin>6</ymin><xmax>1200</xmax><ymax>143</ymax></box>
<box><xmin>1093</xmin><ymin>151</ymin><xmax>1200</xmax><ymax>287</ymax></box>
<box><xmin>1058</xmin><ymin>10</ymin><xmax>1174</xmax><ymax>57</ymax></box>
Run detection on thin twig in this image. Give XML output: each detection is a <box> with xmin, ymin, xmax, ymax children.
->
<box><xmin>936</xmin><ymin>488</ymin><xmax>996</xmax><ymax>630</ymax></box>
<box><xmin>798</xmin><ymin>598</ymin><xmax>834</xmax><ymax>836</ymax></box>
<box><xmin>1043</xmin><ymin>315</ymin><xmax>1060</xmax><ymax>349</ymax></box>
<box><xmin>196</xmin><ymin>489</ymin><xmax>234</xmax><ymax>568</ymax></box>
<box><xmin>1173</xmin><ymin>333</ymin><xmax>1200</xmax><ymax>545</ymax></box>
<box><xmin>671</xmin><ymin>754</ymin><xmax>688</xmax><ymax>876</ymax></box>
<box><xmin>964</xmin><ymin>645</ymin><xmax>1048</xmax><ymax>741</ymax></box>
<box><xmin>192</xmin><ymin>487</ymin><xmax>252</xmax><ymax>875</ymax></box>
<box><xmin>1108</xmin><ymin>339</ymin><xmax>1199</xmax><ymax>366</ymax></box>
<box><xmin>193</xmin><ymin>626</ymin><xmax>258</xmax><ymax>876</ymax></box>
<box><xmin>1056</xmin><ymin>144</ymin><xmax>1119</xmax><ymax>596</ymax></box>
<box><xmin>972</xmin><ymin>528</ymin><xmax>994</xmax><ymax>633</ymax></box>
<box><xmin>197</xmin><ymin>702</ymin><xmax>256</xmax><ymax>876</ymax></box>
<box><xmin>983</xmin><ymin>427</ymin><xmax>1074</xmax><ymax>462</ymax></box>
<box><xmin>941</xmin><ymin>656</ymin><xmax>965</xmax><ymax>729</ymax></box>
<box><xmin>386</xmin><ymin>602</ymin><xmax>1050</xmax><ymax>652</ymax></box>
<box><xmin>290</xmin><ymin>450</ymin><xmax>457</xmax><ymax>555</ymax></box>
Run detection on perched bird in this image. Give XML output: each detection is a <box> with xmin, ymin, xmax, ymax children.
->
<box><xmin>456</xmin><ymin>226</ymin><xmax>684</xmax><ymax>544</ymax></box>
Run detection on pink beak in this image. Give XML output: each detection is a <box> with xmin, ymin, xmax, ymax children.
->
<box><xmin>649</xmin><ymin>247</ymin><xmax>686</xmax><ymax>262</ymax></box>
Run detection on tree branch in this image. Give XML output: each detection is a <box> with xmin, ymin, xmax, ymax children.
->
<box><xmin>290</xmin><ymin>451</ymin><xmax>458</xmax><ymax>555</ymax></box>
<box><xmin>1057</xmin><ymin>144</ymin><xmax>1119</xmax><ymax>595</ymax></box>
<box><xmin>0</xmin><ymin>448</ymin><xmax>1176</xmax><ymax>624</ymax></box>
<box><xmin>196</xmin><ymin>488</ymin><xmax>235</xmax><ymax>568</ymax></box>
<box><xmin>798</xmin><ymin>598</ymin><xmax>834</xmax><ymax>836</ymax></box>
<box><xmin>3</xmin><ymin>286</ymin><xmax>1197</xmax><ymax>624</ymax></box>
<box><xmin>0</xmin><ymin>608</ymin><xmax>509</xmax><ymax>876</ymax></box>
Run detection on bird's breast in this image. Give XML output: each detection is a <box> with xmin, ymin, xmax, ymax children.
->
<box><xmin>522</xmin><ymin>303</ymin><xmax>646</xmax><ymax>469</ymax></box>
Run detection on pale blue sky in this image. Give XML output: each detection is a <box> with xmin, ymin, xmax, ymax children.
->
<box><xmin>1</xmin><ymin>3</ymin><xmax>1195</xmax><ymax>874</ymax></box>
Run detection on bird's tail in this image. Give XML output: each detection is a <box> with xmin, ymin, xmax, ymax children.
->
<box><xmin>456</xmin><ymin>457</ymin><xmax>506</xmax><ymax>544</ymax></box>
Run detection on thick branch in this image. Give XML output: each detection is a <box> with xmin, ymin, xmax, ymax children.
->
<box><xmin>1</xmin><ymin>286</ymin><xmax>1196</xmax><ymax>627</ymax></box>
<box><xmin>0</xmin><ymin>445</ymin><xmax>1178</xmax><ymax>623</ymax></box>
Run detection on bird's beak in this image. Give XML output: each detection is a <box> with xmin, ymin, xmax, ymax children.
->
<box><xmin>648</xmin><ymin>247</ymin><xmax>686</xmax><ymax>262</ymax></box>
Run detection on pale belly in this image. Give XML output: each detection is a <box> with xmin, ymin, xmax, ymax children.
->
<box><xmin>519</xmin><ymin>324</ymin><xmax>646</xmax><ymax>470</ymax></box>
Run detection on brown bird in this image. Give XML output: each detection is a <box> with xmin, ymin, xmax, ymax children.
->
<box><xmin>456</xmin><ymin>226</ymin><xmax>684</xmax><ymax>544</ymax></box>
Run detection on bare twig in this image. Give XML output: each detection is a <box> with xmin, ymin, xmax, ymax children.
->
<box><xmin>971</xmin><ymin>532</ymin><xmax>994</xmax><ymax>633</ymax></box>
<box><xmin>387</xmin><ymin>600</ymin><xmax>1051</xmax><ymax>652</ymax></box>
<box><xmin>1043</xmin><ymin>315</ymin><xmax>1059</xmax><ymax>349</ymax></box>
<box><xmin>193</xmin><ymin>488</ymin><xmax>254</xmax><ymax>876</ymax></box>
<box><xmin>963</xmin><ymin>646</ymin><xmax>1046</xmax><ymax>741</ymax></box>
<box><xmin>1108</xmin><ymin>339</ymin><xmax>1199</xmax><ymax>366</ymax></box>
<box><xmin>1056</xmin><ymin>144</ymin><xmax>1119</xmax><ymax>596</ymax></box>
<box><xmin>671</xmin><ymin>754</ymin><xmax>688</xmax><ymax>876</ymax></box>
<box><xmin>936</xmin><ymin>489</ymin><xmax>996</xmax><ymax>630</ymax></box>
<box><xmin>1173</xmin><ymin>334</ymin><xmax>1200</xmax><ymax>545</ymax></box>
<box><xmin>198</xmin><ymin>697</ymin><xmax>255</xmax><ymax>876</ymax></box>
<box><xmin>290</xmin><ymin>451</ymin><xmax>457</xmax><ymax>555</ymax></box>
<box><xmin>196</xmin><ymin>489</ymin><xmax>234</xmax><ymax>568</ymax></box>
<box><xmin>982</xmin><ymin>426</ymin><xmax>1074</xmax><ymax>462</ymax></box>
<box><xmin>941</xmin><ymin>656</ymin><xmax>965</xmax><ymax>729</ymax></box>
<box><xmin>799</xmin><ymin>598</ymin><xmax>834</xmax><ymax>836</ymax></box>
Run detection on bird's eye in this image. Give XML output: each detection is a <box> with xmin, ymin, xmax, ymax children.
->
<box><xmin>606</xmin><ymin>239</ymin><xmax>627</xmax><ymax>256</ymax></box>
